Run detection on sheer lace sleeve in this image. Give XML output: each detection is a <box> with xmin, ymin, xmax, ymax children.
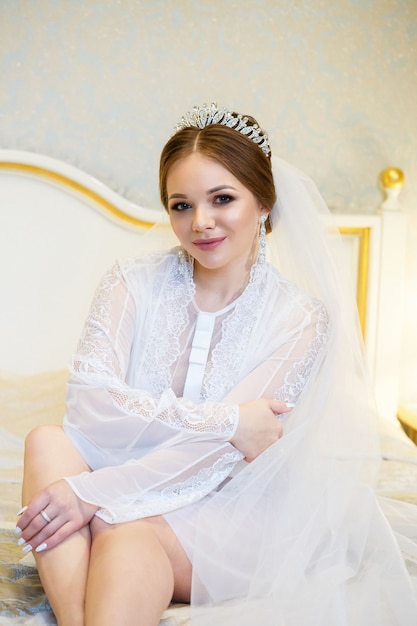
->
<box><xmin>272</xmin><ymin>301</ymin><xmax>329</xmax><ymax>406</ymax></box>
<box><xmin>223</xmin><ymin>297</ymin><xmax>329</xmax><ymax>407</ymax></box>
<box><xmin>65</xmin><ymin>259</ymin><xmax>239</xmax><ymax>455</ymax></box>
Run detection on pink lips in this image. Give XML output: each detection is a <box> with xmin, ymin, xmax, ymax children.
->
<box><xmin>192</xmin><ymin>237</ymin><xmax>226</xmax><ymax>251</ymax></box>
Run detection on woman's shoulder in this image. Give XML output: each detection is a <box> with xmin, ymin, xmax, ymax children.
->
<box><xmin>95</xmin><ymin>250</ymin><xmax>180</xmax><ymax>297</ymax></box>
<box><xmin>267</xmin><ymin>263</ymin><xmax>313</xmax><ymax>300</ymax></box>
<box><xmin>118</xmin><ymin>248</ymin><xmax>179</xmax><ymax>276</ymax></box>
<box><xmin>266</xmin><ymin>264</ymin><xmax>327</xmax><ymax>317</ymax></box>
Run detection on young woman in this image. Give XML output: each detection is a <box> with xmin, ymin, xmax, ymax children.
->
<box><xmin>16</xmin><ymin>104</ymin><xmax>417</xmax><ymax>625</ymax></box>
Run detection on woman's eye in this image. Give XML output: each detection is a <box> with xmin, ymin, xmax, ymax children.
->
<box><xmin>214</xmin><ymin>195</ymin><xmax>233</xmax><ymax>205</ymax></box>
<box><xmin>171</xmin><ymin>202</ymin><xmax>191</xmax><ymax>211</ymax></box>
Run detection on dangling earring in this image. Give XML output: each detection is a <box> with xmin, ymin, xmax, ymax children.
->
<box><xmin>177</xmin><ymin>247</ymin><xmax>186</xmax><ymax>276</ymax></box>
<box><xmin>256</xmin><ymin>215</ymin><xmax>267</xmax><ymax>265</ymax></box>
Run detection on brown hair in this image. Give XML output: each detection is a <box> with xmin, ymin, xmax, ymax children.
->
<box><xmin>159</xmin><ymin>117</ymin><xmax>276</xmax><ymax>232</ymax></box>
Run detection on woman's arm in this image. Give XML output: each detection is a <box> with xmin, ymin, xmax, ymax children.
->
<box><xmin>65</xmin><ymin>260</ymin><xmax>240</xmax><ymax>448</ymax></box>
<box><xmin>224</xmin><ymin>299</ymin><xmax>329</xmax><ymax>406</ymax></box>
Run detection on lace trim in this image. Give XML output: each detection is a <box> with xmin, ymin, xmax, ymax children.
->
<box><xmin>274</xmin><ymin>302</ymin><xmax>329</xmax><ymax>406</ymax></box>
<box><xmin>202</xmin><ymin>264</ymin><xmax>268</xmax><ymax>401</ymax></box>
<box><xmin>160</xmin><ymin>450</ymin><xmax>241</xmax><ymax>500</ymax></box>
<box><xmin>95</xmin><ymin>450</ymin><xmax>241</xmax><ymax>523</ymax></box>
<box><xmin>108</xmin><ymin>382</ymin><xmax>239</xmax><ymax>437</ymax></box>
<box><xmin>141</xmin><ymin>251</ymin><xmax>195</xmax><ymax>397</ymax></box>
<box><xmin>73</xmin><ymin>261</ymin><xmax>128</xmax><ymax>376</ymax></box>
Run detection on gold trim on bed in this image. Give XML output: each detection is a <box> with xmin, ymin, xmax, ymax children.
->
<box><xmin>397</xmin><ymin>405</ymin><xmax>417</xmax><ymax>444</ymax></box>
<box><xmin>338</xmin><ymin>226</ymin><xmax>370</xmax><ymax>338</ymax></box>
<box><xmin>0</xmin><ymin>162</ymin><xmax>154</xmax><ymax>229</ymax></box>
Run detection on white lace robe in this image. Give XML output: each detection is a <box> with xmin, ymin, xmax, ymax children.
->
<box><xmin>63</xmin><ymin>250</ymin><xmax>328</xmax><ymax>523</ymax></box>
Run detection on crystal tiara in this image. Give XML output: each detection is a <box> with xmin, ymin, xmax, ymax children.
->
<box><xmin>174</xmin><ymin>102</ymin><xmax>271</xmax><ymax>156</ymax></box>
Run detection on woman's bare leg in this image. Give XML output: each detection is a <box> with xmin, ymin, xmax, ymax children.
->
<box><xmin>23</xmin><ymin>426</ymin><xmax>192</xmax><ymax>626</ymax></box>
<box><xmin>85</xmin><ymin>516</ymin><xmax>192</xmax><ymax>626</ymax></box>
<box><xmin>22</xmin><ymin>425</ymin><xmax>92</xmax><ymax>626</ymax></box>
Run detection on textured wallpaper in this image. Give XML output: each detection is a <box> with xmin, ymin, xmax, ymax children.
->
<box><xmin>1</xmin><ymin>0</ymin><xmax>417</xmax><ymax>398</ymax></box>
<box><xmin>1</xmin><ymin>0</ymin><xmax>416</xmax><ymax>210</ymax></box>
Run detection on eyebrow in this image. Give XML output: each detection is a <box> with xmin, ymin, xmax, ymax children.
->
<box><xmin>168</xmin><ymin>185</ymin><xmax>238</xmax><ymax>201</ymax></box>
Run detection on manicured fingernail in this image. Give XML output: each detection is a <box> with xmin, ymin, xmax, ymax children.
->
<box><xmin>22</xmin><ymin>544</ymin><xmax>33</xmax><ymax>554</ymax></box>
<box><xmin>285</xmin><ymin>402</ymin><xmax>296</xmax><ymax>408</ymax></box>
<box><xmin>17</xmin><ymin>537</ymin><xmax>26</xmax><ymax>546</ymax></box>
<box><xmin>35</xmin><ymin>542</ymin><xmax>47</xmax><ymax>553</ymax></box>
<box><xmin>17</xmin><ymin>506</ymin><xmax>28</xmax><ymax>516</ymax></box>
<box><xmin>15</xmin><ymin>526</ymin><xmax>22</xmax><ymax>535</ymax></box>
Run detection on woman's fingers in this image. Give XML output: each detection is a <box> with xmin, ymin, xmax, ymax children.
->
<box><xmin>232</xmin><ymin>398</ymin><xmax>288</xmax><ymax>461</ymax></box>
<box><xmin>16</xmin><ymin>493</ymin><xmax>52</xmax><ymax>536</ymax></box>
<box><xmin>16</xmin><ymin>479</ymin><xmax>97</xmax><ymax>553</ymax></box>
<box><xmin>270</xmin><ymin>399</ymin><xmax>293</xmax><ymax>415</ymax></box>
<box><xmin>18</xmin><ymin>517</ymin><xmax>63</xmax><ymax>553</ymax></box>
<box><xmin>17</xmin><ymin>505</ymin><xmax>71</xmax><ymax>551</ymax></box>
<box><xmin>24</xmin><ymin>520</ymin><xmax>81</xmax><ymax>553</ymax></box>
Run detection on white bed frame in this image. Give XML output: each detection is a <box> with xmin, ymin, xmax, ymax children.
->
<box><xmin>0</xmin><ymin>150</ymin><xmax>406</xmax><ymax>422</ymax></box>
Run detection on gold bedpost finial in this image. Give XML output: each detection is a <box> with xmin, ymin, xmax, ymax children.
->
<box><xmin>380</xmin><ymin>167</ymin><xmax>405</xmax><ymax>189</ymax></box>
<box><xmin>379</xmin><ymin>167</ymin><xmax>405</xmax><ymax>211</ymax></box>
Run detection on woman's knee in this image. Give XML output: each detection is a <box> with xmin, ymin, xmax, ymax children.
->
<box><xmin>24</xmin><ymin>424</ymin><xmax>63</xmax><ymax>457</ymax></box>
<box><xmin>24</xmin><ymin>424</ymin><xmax>90</xmax><ymax>478</ymax></box>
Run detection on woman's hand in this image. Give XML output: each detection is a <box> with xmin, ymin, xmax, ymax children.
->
<box><xmin>16</xmin><ymin>479</ymin><xmax>98</xmax><ymax>553</ymax></box>
<box><xmin>231</xmin><ymin>399</ymin><xmax>291</xmax><ymax>462</ymax></box>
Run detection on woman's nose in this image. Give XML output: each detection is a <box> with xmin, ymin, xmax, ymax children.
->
<box><xmin>192</xmin><ymin>205</ymin><xmax>215</xmax><ymax>231</ymax></box>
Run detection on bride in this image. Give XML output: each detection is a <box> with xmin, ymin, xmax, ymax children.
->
<box><xmin>16</xmin><ymin>103</ymin><xmax>417</xmax><ymax>625</ymax></box>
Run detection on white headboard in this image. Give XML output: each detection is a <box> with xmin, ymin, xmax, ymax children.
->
<box><xmin>0</xmin><ymin>150</ymin><xmax>166</xmax><ymax>374</ymax></box>
<box><xmin>0</xmin><ymin>150</ymin><xmax>406</xmax><ymax>422</ymax></box>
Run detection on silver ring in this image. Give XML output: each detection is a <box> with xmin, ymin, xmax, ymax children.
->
<box><xmin>40</xmin><ymin>510</ymin><xmax>52</xmax><ymax>523</ymax></box>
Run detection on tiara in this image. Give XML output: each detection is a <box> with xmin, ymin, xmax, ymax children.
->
<box><xmin>174</xmin><ymin>102</ymin><xmax>271</xmax><ymax>156</ymax></box>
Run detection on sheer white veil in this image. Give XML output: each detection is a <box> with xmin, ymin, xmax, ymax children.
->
<box><xmin>134</xmin><ymin>151</ymin><xmax>417</xmax><ymax>623</ymax></box>
<box><xmin>182</xmin><ymin>157</ymin><xmax>417</xmax><ymax>625</ymax></box>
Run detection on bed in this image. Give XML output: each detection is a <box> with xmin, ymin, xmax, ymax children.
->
<box><xmin>1</xmin><ymin>150</ymin><xmax>416</xmax><ymax>624</ymax></box>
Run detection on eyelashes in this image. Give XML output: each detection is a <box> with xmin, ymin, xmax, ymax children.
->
<box><xmin>170</xmin><ymin>202</ymin><xmax>192</xmax><ymax>212</ymax></box>
<box><xmin>214</xmin><ymin>194</ymin><xmax>233</xmax><ymax>205</ymax></box>
<box><xmin>169</xmin><ymin>195</ymin><xmax>235</xmax><ymax>212</ymax></box>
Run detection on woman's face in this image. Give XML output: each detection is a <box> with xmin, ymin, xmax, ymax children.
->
<box><xmin>166</xmin><ymin>153</ymin><xmax>266</xmax><ymax>276</ymax></box>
